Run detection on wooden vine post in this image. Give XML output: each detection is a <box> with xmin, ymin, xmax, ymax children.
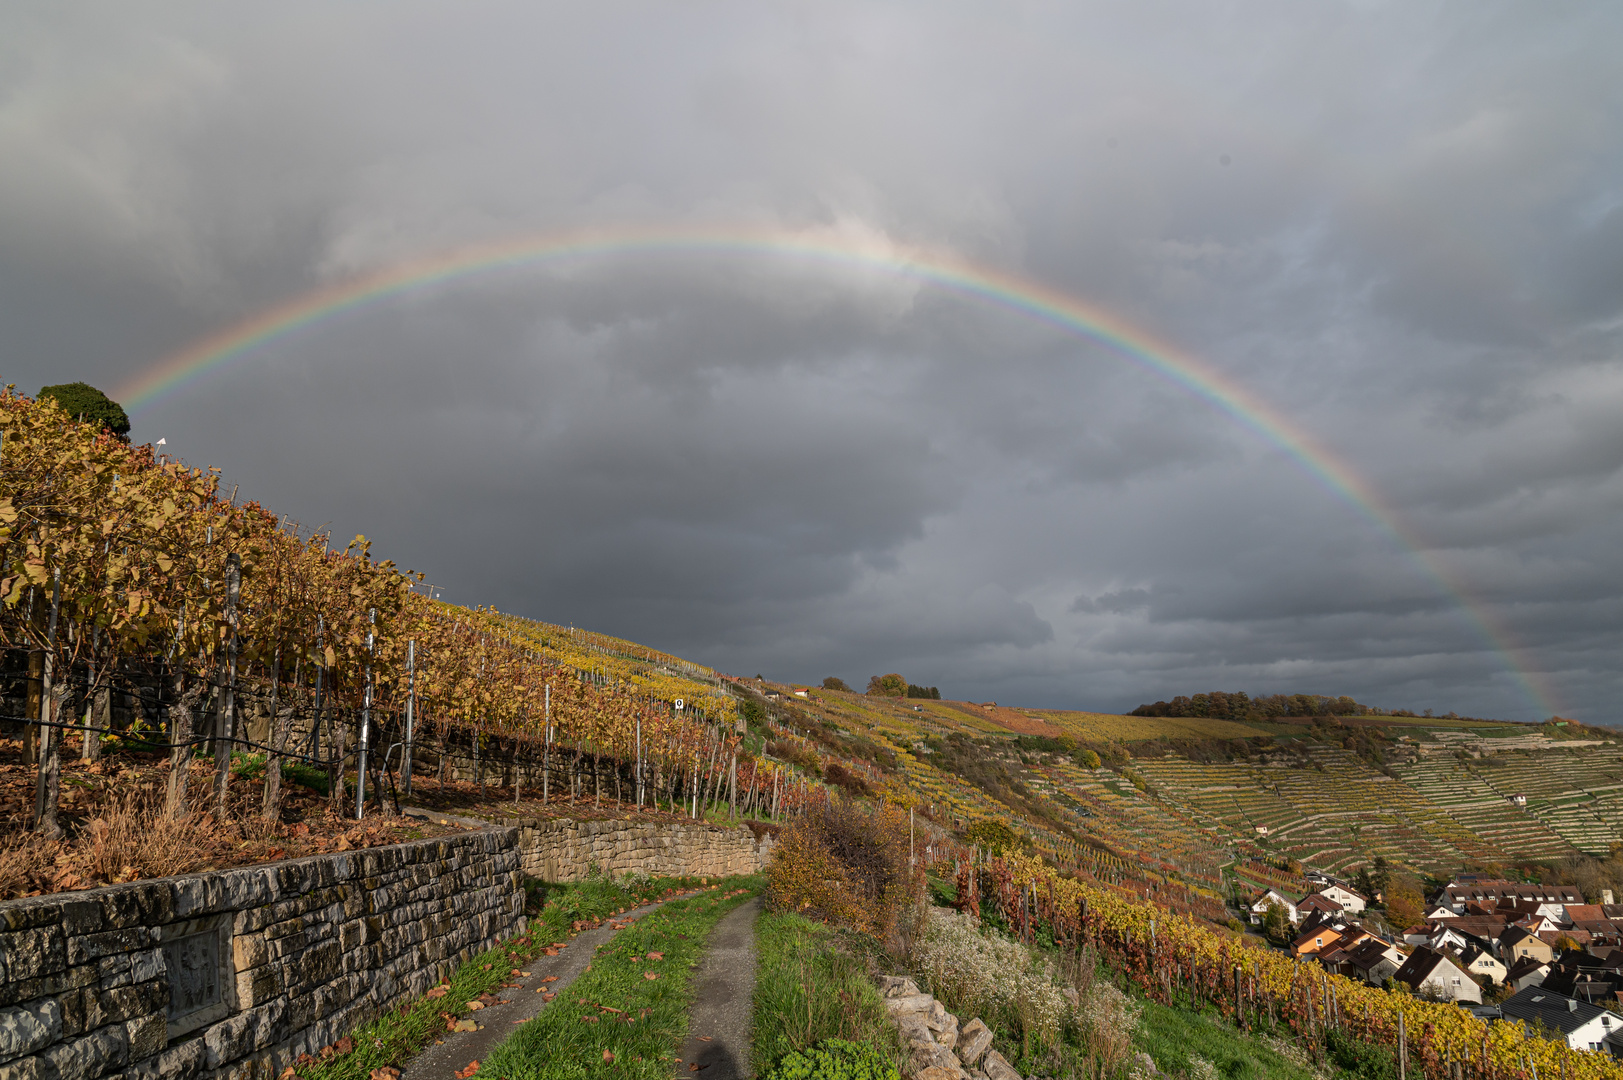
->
<box><xmin>1398</xmin><ymin>1010</ymin><xmax>1407</xmax><ymax>1080</ymax></box>
<box><xmin>402</xmin><ymin>638</ymin><xmax>415</xmax><ymax>795</ymax></box>
<box><xmin>212</xmin><ymin>553</ymin><xmax>241</xmax><ymax>822</ymax></box>
<box><xmin>31</xmin><ymin>568</ymin><xmax>63</xmax><ymax>836</ymax></box>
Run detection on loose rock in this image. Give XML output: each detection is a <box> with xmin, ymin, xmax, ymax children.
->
<box><xmin>956</xmin><ymin>1018</ymin><xmax>993</xmax><ymax>1066</ymax></box>
<box><xmin>982</xmin><ymin>1049</ymin><xmax>1023</xmax><ymax>1080</ymax></box>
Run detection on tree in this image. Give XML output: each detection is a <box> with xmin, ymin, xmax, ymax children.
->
<box><xmin>1385</xmin><ymin>874</ymin><xmax>1424</xmax><ymax>929</ymax></box>
<box><xmin>37</xmin><ymin>383</ymin><xmax>130</xmax><ymax>440</ymax></box>
<box><xmin>866</xmin><ymin>673</ymin><xmax>907</xmax><ymax>697</ymax></box>
<box><xmin>821</xmin><ymin>676</ymin><xmax>852</xmax><ymax>692</ymax></box>
<box><xmin>1262</xmin><ymin>901</ymin><xmax>1291</xmax><ymax>945</ymax></box>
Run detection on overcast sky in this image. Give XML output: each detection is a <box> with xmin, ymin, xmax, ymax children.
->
<box><xmin>6</xmin><ymin>2</ymin><xmax>1622</xmax><ymax>722</ymax></box>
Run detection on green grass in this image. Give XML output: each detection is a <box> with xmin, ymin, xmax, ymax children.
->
<box><xmin>294</xmin><ymin>873</ymin><xmax>722</xmax><ymax>1080</ymax></box>
<box><xmin>483</xmin><ymin>877</ymin><xmax>762</xmax><ymax>1080</ymax></box>
<box><xmin>1134</xmin><ymin>998</ymin><xmax>1321</xmax><ymax>1080</ymax></box>
<box><xmin>750</xmin><ymin>910</ymin><xmax>904</xmax><ymax>1077</ymax></box>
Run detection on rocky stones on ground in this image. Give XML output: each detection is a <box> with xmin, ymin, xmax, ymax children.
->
<box><xmin>877</xmin><ymin>975</ymin><xmax>1019</xmax><ymax>1080</ymax></box>
<box><xmin>879</xmin><ymin>975</ymin><xmax>922</xmax><ymax>998</ymax></box>
<box><xmin>909</xmin><ymin>1040</ymin><xmax>963</xmax><ymax>1075</ymax></box>
<box><xmin>982</xmin><ymin>1049</ymin><xmax>1023</xmax><ymax>1080</ymax></box>
<box><xmin>955</xmin><ymin>1018</ymin><xmax>993</xmax><ymax>1066</ymax></box>
<box><xmin>884</xmin><ymin>993</ymin><xmax>935</xmax><ymax>1015</ymax></box>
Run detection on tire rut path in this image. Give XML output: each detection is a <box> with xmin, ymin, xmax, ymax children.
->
<box><xmin>675</xmin><ymin>895</ymin><xmax>763</xmax><ymax>1080</ymax></box>
<box><xmin>400</xmin><ymin>891</ymin><xmax>697</xmax><ymax>1079</ymax></box>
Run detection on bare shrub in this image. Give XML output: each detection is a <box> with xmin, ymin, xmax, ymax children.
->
<box><xmin>766</xmin><ymin>798</ymin><xmax>920</xmax><ymax>942</ymax></box>
<box><xmin>0</xmin><ymin>831</ymin><xmax>57</xmax><ymax>899</ymax></box>
<box><xmin>74</xmin><ymin>791</ymin><xmax>212</xmax><ymax>883</ymax></box>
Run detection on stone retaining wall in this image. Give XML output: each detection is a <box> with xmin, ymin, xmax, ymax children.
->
<box><xmin>514</xmin><ymin>818</ymin><xmax>774</xmax><ymax>882</ymax></box>
<box><xmin>0</xmin><ymin>828</ymin><xmax>524</xmax><ymax>1080</ymax></box>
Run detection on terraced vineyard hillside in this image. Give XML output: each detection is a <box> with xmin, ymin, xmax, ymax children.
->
<box><xmin>734</xmin><ymin>679</ymin><xmax>1622</xmax><ymax>897</ymax></box>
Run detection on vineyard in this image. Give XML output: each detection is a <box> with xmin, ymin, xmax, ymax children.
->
<box><xmin>957</xmin><ymin>849</ymin><xmax>1623</xmax><ymax>1080</ymax></box>
<box><xmin>0</xmin><ymin>390</ymin><xmax>803</xmax><ymax>865</ymax></box>
<box><xmin>9</xmin><ymin>383</ymin><xmax>1623</xmax><ymax>916</ymax></box>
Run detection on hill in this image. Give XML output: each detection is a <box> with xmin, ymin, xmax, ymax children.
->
<box><xmin>726</xmin><ymin>678</ymin><xmax>1623</xmax><ymax>908</ymax></box>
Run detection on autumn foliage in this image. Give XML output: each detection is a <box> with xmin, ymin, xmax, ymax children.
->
<box><xmin>766</xmin><ymin>797</ymin><xmax>921</xmax><ymax>940</ymax></box>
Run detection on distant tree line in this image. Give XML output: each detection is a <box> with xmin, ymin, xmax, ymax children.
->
<box><xmin>1134</xmin><ymin>690</ymin><xmax>1527</xmax><ymax>725</ymax></box>
<box><xmin>862</xmin><ymin>673</ymin><xmax>940</xmax><ymax>699</ymax></box>
<box><xmin>1133</xmin><ymin>691</ymin><xmax>1367</xmax><ymax>721</ymax></box>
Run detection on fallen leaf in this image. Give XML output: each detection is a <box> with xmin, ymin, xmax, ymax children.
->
<box><xmin>697</xmin><ymin>1036</ymin><xmax>712</xmax><ymax>1042</ymax></box>
<box><xmin>646</xmin><ymin>951</ymin><xmax>664</xmax><ymax>961</ymax></box>
<box><xmin>426</xmin><ymin>987</ymin><xmax>448</xmax><ymax>999</ymax></box>
<box><xmin>454</xmin><ymin>1061</ymin><xmax>480</xmax><ymax>1079</ymax></box>
<box><xmin>644</xmin><ymin>972</ymin><xmax>659</xmax><ymax>980</ymax></box>
<box><xmin>368</xmin><ymin>1068</ymin><xmax>401</xmax><ymax>1080</ymax></box>
<box><xmin>603</xmin><ymin>1050</ymin><xmax>616</xmax><ymax>1063</ymax></box>
<box><xmin>452</xmin><ymin>1019</ymin><xmax>478</xmax><ymax>1033</ymax></box>
<box><xmin>466</xmin><ymin>1001</ymin><xmax>484</xmax><ymax>1011</ymax></box>
<box><xmin>542</xmin><ymin>975</ymin><xmax>558</xmax><ymax>983</ymax></box>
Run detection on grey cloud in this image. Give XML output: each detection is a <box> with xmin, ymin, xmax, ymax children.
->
<box><xmin>5</xmin><ymin>1</ymin><xmax>1623</xmax><ymax>722</ymax></box>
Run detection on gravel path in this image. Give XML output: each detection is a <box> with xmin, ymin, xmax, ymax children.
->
<box><xmin>675</xmin><ymin>896</ymin><xmax>763</xmax><ymax>1080</ymax></box>
<box><xmin>400</xmin><ymin>893</ymin><xmax>693</xmax><ymax>1079</ymax></box>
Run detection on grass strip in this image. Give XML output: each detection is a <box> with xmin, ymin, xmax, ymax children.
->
<box><xmin>294</xmin><ymin>873</ymin><xmax>719</xmax><ymax>1080</ymax></box>
<box><xmin>750</xmin><ymin>909</ymin><xmax>903</xmax><ymax>1077</ymax></box>
<box><xmin>482</xmin><ymin>876</ymin><xmax>763</xmax><ymax>1080</ymax></box>
<box><xmin>1134</xmin><ymin>998</ymin><xmax>1325</xmax><ymax>1080</ymax></box>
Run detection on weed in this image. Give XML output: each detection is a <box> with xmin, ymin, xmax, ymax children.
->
<box><xmin>751</xmin><ymin>910</ymin><xmax>903</xmax><ymax>1076</ymax></box>
<box><xmin>481</xmin><ymin>882</ymin><xmax>759</xmax><ymax>1079</ymax></box>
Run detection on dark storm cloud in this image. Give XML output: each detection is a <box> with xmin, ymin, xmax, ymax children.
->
<box><xmin>5</xmin><ymin>1</ymin><xmax>1623</xmax><ymax>722</ymax></box>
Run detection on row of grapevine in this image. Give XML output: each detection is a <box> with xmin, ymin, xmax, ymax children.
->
<box><xmin>956</xmin><ymin>850</ymin><xmax>1621</xmax><ymax>1080</ymax></box>
<box><xmin>0</xmin><ymin>390</ymin><xmax>790</xmax><ymax>835</ymax></box>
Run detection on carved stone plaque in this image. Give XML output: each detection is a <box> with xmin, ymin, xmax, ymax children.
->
<box><xmin>165</xmin><ymin>931</ymin><xmax>220</xmax><ymax>1019</ymax></box>
<box><xmin>159</xmin><ymin>914</ymin><xmax>233</xmax><ymax>1039</ymax></box>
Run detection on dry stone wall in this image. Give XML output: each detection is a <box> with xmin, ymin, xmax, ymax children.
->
<box><xmin>513</xmin><ymin>817</ymin><xmax>774</xmax><ymax>882</ymax></box>
<box><xmin>0</xmin><ymin>828</ymin><xmax>523</xmax><ymax>1080</ymax></box>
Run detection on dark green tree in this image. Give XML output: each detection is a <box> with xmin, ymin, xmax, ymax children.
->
<box><xmin>821</xmin><ymin>676</ymin><xmax>852</xmax><ymax>692</ymax></box>
<box><xmin>1262</xmin><ymin>901</ymin><xmax>1291</xmax><ymax>945</ymax></box>
<box><xmin>37</xmin><ymin>382</ymin><xmax>130</xmax><ymax>439</ymax></box>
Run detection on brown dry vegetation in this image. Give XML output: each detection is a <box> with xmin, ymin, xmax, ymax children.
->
<box><xmin>0</xmin><ymin>740</ymin><xmax>450</xmax><ymax>900</ymax></box>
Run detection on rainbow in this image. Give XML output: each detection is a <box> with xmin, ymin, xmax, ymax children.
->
<box><xmin>114</xmin><ymin>223</ymin><xmax>1558</xmax><ymax>717</ymax></box>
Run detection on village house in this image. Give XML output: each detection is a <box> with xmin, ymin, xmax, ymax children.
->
<box><xmin>1459</xmin><ymin>944</ymin><xmax>1508</xmax><ymax>985</ymax></box>
<box><xmin>1248</xmin><ymin>889</ymin><xmax>1299</xmax><ymax>926</ymax></box>
<box><xmin>1323</xmin><ymin>937</ymin><xmax>1407</xmax><ymax>986</ymax></box>
<box><xmin>1507</xmin><ymin>957</ymin><xmax>1551</xmax><ymax>992</ymax></box>
<box><xmin>1313</xmin><ymin>882</ymin><xmax>1368</xmax><ymax>914</ymax></box>
<box><xmin>1394</xmin><ymin>945</ymin><xmax>1482</xmax><ymax>1004</ymax></box>
<box><xmin>1438</xmin><ymin>880</ymin><xmax>1582</xmax><ymax>919</ymax></box>
<box><xmin>1499</xmin><ymin>987</ymin><xmax>1620</xmax><ymax>1052</ymax></box>
<box><xmin>1502</xmin><ymin>926</ymin><xmax>1557</xmax><ymax>965</ymax></box>
<box><xmin>1296</xmin><ymin>894</ymin><xmax>1345</xmax><ymax>922</ymax></box>
<box><xmin>1295</xmin><ymin>922</ymin><xmax>1376</xmax><ymax>961</ymax></box>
